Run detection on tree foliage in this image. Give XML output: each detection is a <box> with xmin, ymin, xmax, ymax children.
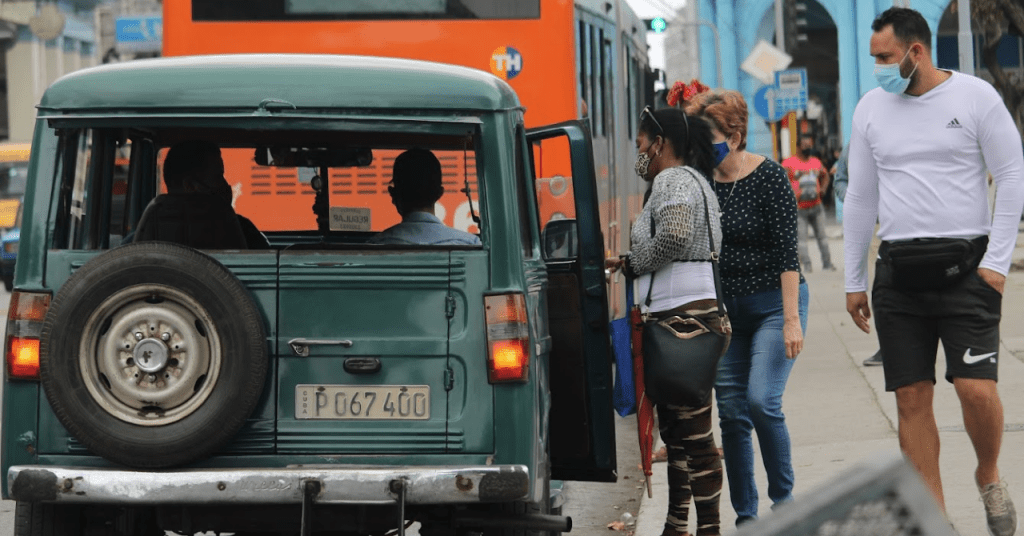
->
<box><xmin>972</xmin><ymin>0</ymin><xmax>1024</xmax><ymax>135</ymax></box>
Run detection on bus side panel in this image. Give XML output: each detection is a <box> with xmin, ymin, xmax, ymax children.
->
<box><xmin>162</xmin><ymin>0</ymin><xmax>577</xmax><ymax>131</ymax></box>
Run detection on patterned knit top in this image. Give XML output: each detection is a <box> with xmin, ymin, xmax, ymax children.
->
<box><xmin>629</xmin><ymin>165</ymin><xmax>722</xmax><ymax>275</ymax></box>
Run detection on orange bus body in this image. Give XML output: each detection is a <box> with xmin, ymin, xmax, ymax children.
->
<box><xmin>162</xmin><ymin>0</ymin><xmax>578</xmax><ymax>231</ymax></box>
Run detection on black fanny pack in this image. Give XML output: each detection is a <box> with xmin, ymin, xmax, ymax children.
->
<box><xmin>879</xmin><ymin>236</ymin><xmax>987</xmax><ymax>291</ymax></box>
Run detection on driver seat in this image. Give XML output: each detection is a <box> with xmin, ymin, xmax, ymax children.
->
<box><xmin>133</xmin><ymin>193</ymin><xmax>248</xmax><ymax>250</ymax></box>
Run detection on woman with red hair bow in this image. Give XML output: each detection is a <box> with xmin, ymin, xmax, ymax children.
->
<box><xmin>684</xmin><ymin>83</ymin><xmax>808</xmax><ymax>527</ymax></box>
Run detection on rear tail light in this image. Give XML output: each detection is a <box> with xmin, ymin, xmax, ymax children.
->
<box><xmin>485</xmin><ymin>293</ymin><xmax>530</xmax><ymax>383</ymax></box>
<box><xmin>6</xmin><ymin>291</ymin><xmax>50</xmax><ymax>380</ymax></box>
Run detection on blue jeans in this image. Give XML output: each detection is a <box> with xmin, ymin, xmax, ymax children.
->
<box><xmin>715</xmin><ymin>283</ymin><xmax>809</xmax><ymax>521</ymax></box>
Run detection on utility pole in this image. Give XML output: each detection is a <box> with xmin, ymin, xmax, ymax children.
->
<box><xmin>775</xmin><ymin>0</ymin><xmax>785</xmax><ymax>53</ymax></box>
<box><xmin>957</xmin><ymin>0</ymin><xmax>974</xmax><ymax>75</ymax></box>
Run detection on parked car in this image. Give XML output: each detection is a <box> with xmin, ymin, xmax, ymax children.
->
<box><xmin>0</xmin><ymin>225</ymin><xmax>17</xmax><ymax>291</ymax></box>
<box><xmin>2</xmin><ymin>54</ymin><xmax>616</xmax><ymax>535</ymax></box>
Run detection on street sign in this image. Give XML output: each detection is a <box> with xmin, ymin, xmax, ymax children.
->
<box><xmin>740</xmin><ymin>40</ymin><xmax>792</xmax><ymax>86</ymax></box>
<box><xmin>773</xmin><ymin>68</ymin><xmax>808</xmax><ymax>113</ymax></box>
<box><xmin>116</xmin><ymin>16</ymin><xmax>162</xmax><ymax>54</ymax></box>
<box><xmin>753</xmin><ymin>85</ymin><xmax>786</xmax><ymax>122</ymax></box>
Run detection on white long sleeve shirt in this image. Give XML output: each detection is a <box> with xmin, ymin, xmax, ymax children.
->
<box><xmin>844</xmin><ymin>71</ymin><xmax>1024</xmax><ymax>292</ymax></box>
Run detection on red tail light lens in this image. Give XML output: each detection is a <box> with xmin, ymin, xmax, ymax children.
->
<box><xmin>485</xmin><ymin>293</ymin><xmax>530</xmax><ymax>383</ymax></box>
<box><xmin>8</xmin><ymin>338</ymin><xmax>40</xmax><ymax>378</ymax></box>
<box><xmin>6</xmin><ymin>292</ymin><xmax>51</xmax><ymax>380</ymax></box>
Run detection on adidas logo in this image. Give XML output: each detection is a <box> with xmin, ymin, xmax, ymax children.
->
<box><xmin>946</xmin><ymin>118</ymin><xmax>963</xmax><ymax>128</ymax></box>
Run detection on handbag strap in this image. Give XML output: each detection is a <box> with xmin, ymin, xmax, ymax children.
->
<box><xmin>643</xmin><ymin>169</ymin><xmax>726</xmax><ymax>320</ymax></box>
<box><xmin>696</xmin><ymin>179</ymin><xmax>727</xmax><ymax>320</ymax></box>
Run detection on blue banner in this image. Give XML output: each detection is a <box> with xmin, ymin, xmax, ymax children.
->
<box><xmin>115</xmin><ymin>16</ymin><xmax>162</xmax><ymax>53</ymax></box>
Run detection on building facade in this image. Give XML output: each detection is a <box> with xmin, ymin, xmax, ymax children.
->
<box><xmin>0</xmin><ymin>1</ymin><xmax>104</xmax><ymax>143</ymax></box>
<box><xmin>673</xmin><ymin>0</ymin><xmax>1019</xmax><ymax>157</ymax></box>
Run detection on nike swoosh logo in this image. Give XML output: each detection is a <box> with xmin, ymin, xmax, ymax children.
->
<box><xmin>963</xmin><ymin>349</ymin><xmax>997</xmax><ymax>365</ymax></box>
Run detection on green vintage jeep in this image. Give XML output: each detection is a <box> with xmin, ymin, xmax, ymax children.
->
<box><xmin>1</xmin><ymin>55</ymin><xmax>615</xmax><ymax>535</ymax></box>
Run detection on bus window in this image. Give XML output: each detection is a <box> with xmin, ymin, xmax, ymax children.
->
<box><xmin>624</xmin><ymin>42</ymin><xmax>635</xmax><ymax>135</ymax></box>
<box><xmin>599</xmin><ymin>27</ymin><xmax>609</xmax><ymax>137</ymax></box>
<box><xmin>191</xmin><ymin>0</ymin><xmax>541</xmax><ymax>21</ymax></box>
<box><xmin>577</xmin><ymin>20</ymin><xmax>589</xmax><ymax>124</ymax></box>
<box><xmin>590</xmin><ymin>25</ymin><xmax>601</xmax><ymax>136</ymax></box>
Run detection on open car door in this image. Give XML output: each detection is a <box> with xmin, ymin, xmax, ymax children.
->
<box><xmin>527</xmin><ymin>121</ymin><xmax>616</xmax><ymax>482</ymax></box>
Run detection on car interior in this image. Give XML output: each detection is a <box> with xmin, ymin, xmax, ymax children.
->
<box><xmin>49</xmin><ymin>126</ymin><xmax>485</xmax><ymax>252</ymax></box>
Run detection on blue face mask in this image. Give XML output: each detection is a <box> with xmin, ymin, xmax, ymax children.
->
<box><xmin>873</xmin><ymin>48</ymin><xmax>918</xmax><ymax>94</ymax></box>
<box><xmin>712</xmin><ymin>141</ymin><xmax>730</xmax><ymax>167</ymax></box>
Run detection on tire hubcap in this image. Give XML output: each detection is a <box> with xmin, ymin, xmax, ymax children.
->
<box><xmin>133</xmin><ymin>338</ymin><xmax>169</xmax><ymax>373</ymax></box>
<box><xmin>81</xmin><ymin>285</ymin><xmax>222</xmax><ymax>426</ymax></box>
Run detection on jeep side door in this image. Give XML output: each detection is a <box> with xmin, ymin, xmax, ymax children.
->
<box><xmin>527</xmin><ymin>121</ymin><xmax>616</xmax><ymax>482</ymax></box>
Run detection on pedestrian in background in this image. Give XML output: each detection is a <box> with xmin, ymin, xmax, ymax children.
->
<box><xmin>607</xmin><ymin>106</ymin><xmax>724</xmax><ymax>536</ymax></box>
<box><xmin>782</xmin><ymin>135</ymin><xmax>835</xmax><ymax>273</ymax></box>
<box><xmin>686</xmin><ymin>87</ymin><xmax>808</xmax><ymax>527</ymax></box>
<box><xmin>844</xmin><ymin>8</ymin><xmax>1023</xmax><ymax>535</ymax></box>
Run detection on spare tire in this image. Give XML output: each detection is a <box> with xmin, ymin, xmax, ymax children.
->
<box><xmin>40</xmin><ymin>242</ymin><xmax>267</xmax><ymax>468</ymax></box>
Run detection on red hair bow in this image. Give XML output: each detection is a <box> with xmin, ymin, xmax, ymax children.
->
<box><xmin>667</xmin><ymin>79</ymin><xmax>710</xmax><ymax>107</ymax></box>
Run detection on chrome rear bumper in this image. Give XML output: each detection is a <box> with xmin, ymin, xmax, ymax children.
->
<box><xmin>8</xmin><ymin>464</ymin><xmax>530</xmax><ymax>505</ymax></box>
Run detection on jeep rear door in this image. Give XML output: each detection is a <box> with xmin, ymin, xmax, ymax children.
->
<box><xmin>273</xmin><ymin>139</ymin><xmax>490</xmax><ymax>457</ymax></box>
<box><xmin>276</xmin><ymin>251</ymin><xmax>463</xmax><ymax>454</ymax></box>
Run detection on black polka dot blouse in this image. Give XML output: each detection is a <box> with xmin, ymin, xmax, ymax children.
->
<box><xmin>710</xmin><ymin>157</ymin><xmax>803</xmax><ymax>298</ymax></box>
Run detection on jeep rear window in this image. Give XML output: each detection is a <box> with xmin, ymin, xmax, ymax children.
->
<box><xmin>50</xmin><ymin>127</ymin><xmax>482</xmax><ymax>250</ymax></box>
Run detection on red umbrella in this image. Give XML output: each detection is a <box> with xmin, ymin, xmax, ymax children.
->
<box><xmin>631</xmin><ymin>303</ymin><xmax>654</xmax><ymax>498</ymax></box>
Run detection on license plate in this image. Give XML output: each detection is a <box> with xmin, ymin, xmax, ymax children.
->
<box><xmin>295</xmin><ymin>385</ymin><xmax>430</xmax><ymax>420</ymax></box>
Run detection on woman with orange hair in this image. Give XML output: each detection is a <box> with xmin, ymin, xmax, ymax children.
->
<box><xmin>684</xmin><ymin>86</ymin><xmax>809</xmax><ymax>526</ymax></box>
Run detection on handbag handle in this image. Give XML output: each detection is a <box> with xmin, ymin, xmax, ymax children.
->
<box><xmin>643</xmin><ymin>169</ymin><xmax>726</xmax><ymax>321</ymax></box>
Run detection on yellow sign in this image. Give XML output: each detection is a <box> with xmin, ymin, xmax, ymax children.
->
<box><xmin>0</xmin><ymin>199</ymin><xmax>20</xmax><ymax>228</ymax></box>
<box><xmin>0</xmin><ymin>143</ymin><xmax>30</xmax><ymax>164</ymax></box>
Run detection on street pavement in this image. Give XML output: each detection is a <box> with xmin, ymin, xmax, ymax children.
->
<box><xmin>633</xmin><ymin>217</ymin><xmax>1024</xmax><ymax>536</ymax></box>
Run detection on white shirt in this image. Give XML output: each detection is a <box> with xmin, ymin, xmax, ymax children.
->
<box><xmin>636</xmin><ymin>261</ymin><xmax>716</xmax><ymax>314</ymax></box>
<box><xmin>844</xmin><ymin>71</ymin><xmax>1024</xmax><ymax>292</ymax></box>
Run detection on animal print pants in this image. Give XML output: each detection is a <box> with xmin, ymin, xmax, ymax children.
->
<box><xmin>657</xmin><ymin>402</ymin><xmax>722</xmax><ymax>536</ymax></box>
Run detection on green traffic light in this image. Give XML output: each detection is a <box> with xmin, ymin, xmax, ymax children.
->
<box><xmin>650</xmin><ymin>17</ymin><xmax>667</xmax><ymax>33</ymax></box>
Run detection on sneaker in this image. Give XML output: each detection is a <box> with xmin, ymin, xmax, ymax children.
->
<box><xmin>980</xmin><ymin>481</ymin><xmax>1017</xmax><ymax>536</ymax></box>
<box><xmin>823</xmin><ymin>264</ymin><xmax>838</xmax><ymax>272</ymax></box>
<box><xmin>862</xmin><ymin>350</ymin><xmax>883</xmax><ymax>367</ymax></box>
<box><xmin>736</xmin><ymin>515</ymin><xmax>757</xmax><ymax>527</ymax></box>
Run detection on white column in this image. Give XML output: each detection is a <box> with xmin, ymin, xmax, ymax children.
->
<box><xmin>957</xmin><ymin>0</ymin><xmax>974</xmax><ymax>75</ymax></box>
<box><xmin>31</xmin><ymin>35</ymin><xmax>41</xmax><ymax>104</ymax></box>
<box><xmin>56</xmin><ymin>35</ymin><xmax>65</xmax><ymax>79</ymax></box>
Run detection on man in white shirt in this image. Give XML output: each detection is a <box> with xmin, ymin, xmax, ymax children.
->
<box><xmin>844</xmin><ymin>8</ymin><xmax>1024</xmax><ymax>535</ymax></box>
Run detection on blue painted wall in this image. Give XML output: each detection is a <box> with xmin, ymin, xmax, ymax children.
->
<box><xmin>697</xmin><ymin>0</ymin><xmax>954</xmax><ymax>156</ymax></box>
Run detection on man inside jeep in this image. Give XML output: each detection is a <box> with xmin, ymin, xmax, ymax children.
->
<box><xmin>132</xmin><ymin>140</ymin><xmax>270</xmax><ymax>249</ymax></box>
<box><xmin>369</xmin><ymin>148</ymin><xmax>481</xmax><ymax>246</ymax></box>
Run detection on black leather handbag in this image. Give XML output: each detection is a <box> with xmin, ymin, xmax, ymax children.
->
<box><xmin>641</xmin><ymin>181</ymin><xmax>731</xmax><ymax>408</ymax></box>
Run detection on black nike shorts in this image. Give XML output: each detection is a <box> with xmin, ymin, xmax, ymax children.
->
<box><xmin>872</xmin><ymin>259</ymin><xmax>1002</xmax><ymax>392</ymax></box>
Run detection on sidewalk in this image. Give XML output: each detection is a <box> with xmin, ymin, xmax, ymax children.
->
<box><xmin>635</xmin><ymin>219</ymin><xmax>1024</xmax><ymax>535</ymax></box>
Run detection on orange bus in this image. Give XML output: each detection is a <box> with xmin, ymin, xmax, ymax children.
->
<box><xmin>162</xmin><ymin>0</ymin><xmax>654</xmax><ymax>315</ymax></box>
